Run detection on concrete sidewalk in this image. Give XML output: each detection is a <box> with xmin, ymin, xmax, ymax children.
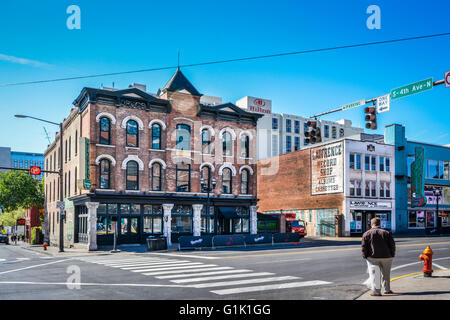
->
<box><xmin>357</xmin><ymin>269</ymin><xmax>450</xmax><ymax>300</ymax></box>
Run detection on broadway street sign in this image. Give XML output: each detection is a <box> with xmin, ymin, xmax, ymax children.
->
<box><xmin>341</xmin><ymin>99</ymin><xmax>366</xmax><ymax>111</ymax></box>
<box><xmin>390</xmin><ymin>78</ymin><xmax>433</xmax><ymax>100</ymax></box>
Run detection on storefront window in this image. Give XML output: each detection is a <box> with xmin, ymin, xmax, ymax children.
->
<box><xmin>108</xmin><ymin>204</ymin><xmax>117</xmax><ymax>215</ymax></box>
<box><xmin>120</xmin><ymin>204</ymin><xmax>130</xmax><ymax>215</ymax></box>
<box><xmin>409</xmin><ymin>211</ymin><xmax>425</xmax><ymax>228</ymax></box>
<box><xmin>234</xmin><ymin>219</ymin><xmax>242</xmax><ymax>233</ymax></box>
<box><xmin>121</xmin><ymin>218</ymin><xmax>129</xmax><ymax>235</ymax></box>
<box><xmin>172</xmin><ymin>216</ymin><xmax>192</xmax><ymax>233</ymax></box>
<box><xmin>97</xmin><ymin>216</ymin><xmax>107</xmax><ymax>235</ymax></box>
<box><xmin>131</xmin><ymin>204</ymin><xmax>140</xmax><ymax>215</ymax></box>
<box><xmin>107</xmin><ymin>218</ymin><xmax>115</xmax><ymax>235</ymax></box>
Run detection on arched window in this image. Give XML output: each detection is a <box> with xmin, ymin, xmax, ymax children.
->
<box><xmin>151</xmin><ymin>162</ymin><xmax>162</xmax><ymax>191</ymax></box>
<box><xmin>241</xmin><ymin>135</ymin><xmax>250</xmax><ymax>158</ymax></box>
<box><xmin>99</xmin><ymin>117</ymin><xmax>111</xmax><ymax>145</ymax></box>
<box><xmin>222</xmin><ymin>131</ymin><xmax>232</xmax><ymax>156</ymax></box>
<box><xmin>241</xmin><ymin>169</ymin><xmax>250</xmax><ymax>194</ymax></box>
<box><xmin>126</xmin><ymin>120</ymin><xmax>139</xmax><ymax>147</ymax></box>
<box><xmin>202</xmin><ymin>129</ymin><xmax>211</xmax><ymax>154</ymax></box>
<box><xmin>176</xmin><ymin>124</ymin><xmax>191</xmax><ymax>151</ymax></box>
<box><xmin>201</xmin><ymin>165</ymin><xmax>211</xmax><ymax>190</ymax></box>
<box><xmin>99</xmin><ymin>159</ymin><xmax>111</xmax><ymax>189</ymax></box>
<box><xmin>126</xmin><ymin>160</ymin><xmax>139</xmax><ymax>190</ymax></box>
<box><xmin>151</xmin><ymin>124</ymin><xmax>162</xmax><ymax>150</ymax></box>
<box><xmin>222</xmin><ymin>168</ymin><xmax>232</xmax><ymax>194</ymax></box>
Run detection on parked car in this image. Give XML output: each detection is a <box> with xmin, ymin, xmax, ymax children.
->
<box><xmin>0</xmin><ymin>234</ymin><xmax>9</xmax><ymax>244</ymax></box>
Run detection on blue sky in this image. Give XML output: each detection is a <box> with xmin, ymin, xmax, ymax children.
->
<box><xmin>0</xmin><ymin>0</ymin><xmax>449</xmax><ymax>153</ymax></box>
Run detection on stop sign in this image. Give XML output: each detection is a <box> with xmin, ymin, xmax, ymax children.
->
<box><xmin>30</xmin><ymin>166</ymin><xmax>41</xmax><ymax>175</ymax></box>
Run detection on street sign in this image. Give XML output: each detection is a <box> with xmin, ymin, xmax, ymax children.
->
<box><xmin>83</xmin><ymin>179</ymin><xmax>92</xmax><ymax>190</ymax></box>
<box><xmin>29</xmin><ymin>166</ymin><xmax>41</xmax><ymax>175</ymax></box>
<box><xmin>341</xmin><ymin>99</ymin><xmax>366</xmax><ymax>111</ymax></box>
<box><xmin>445</xmin><ymin>71</ymin><xmax>450</xmax><ymax>88</ymax></box>
<box><xmin>376</xmin><ymin>94</ymin><xmax>390</xmax><ymax>113</ymax></box>
<box><xmin>390</xmin><ymin>78</ymin><xmax>433</xmax><ymax>100</ymax></box>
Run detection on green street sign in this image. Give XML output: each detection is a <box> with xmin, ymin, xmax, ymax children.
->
<box><xmin>390</xmin><ymin>78</ymin><xmax>433</xmax><ymax>100</ymax></box>
<box><xmin>83</xmin><ymin>179</ymin><xmax>92</xmax><ymax>190</ymax></box>
<box><xmin>341</xmin><ymin>99</ymin><xmax>366</xmax><ymax>111</ymax></box>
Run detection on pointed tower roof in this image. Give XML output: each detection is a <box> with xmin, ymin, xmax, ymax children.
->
<box><xmin>159</xmin><ymin>68</ymin><xmax>202</xmax><ymax>96</ymax></box>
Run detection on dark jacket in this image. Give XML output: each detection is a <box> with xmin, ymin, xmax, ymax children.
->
<box><xmin>361</xmin><ymin>227</ymin><xmax>396</xmax><ymax>259</ymax></box>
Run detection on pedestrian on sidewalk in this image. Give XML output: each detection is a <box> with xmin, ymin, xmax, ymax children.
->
<box><xmin>361</xmin><ymin>217</ymin><xmax>396</xmax><ymax>296</ymax></box>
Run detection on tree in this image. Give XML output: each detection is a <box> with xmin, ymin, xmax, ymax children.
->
<box><xmin>0</xmin><ymin>208</ymin><xmax>25</xmax><ymax>227</ymax></box>
<box><xmin>0</xmin><ymin>170</ymin><xmax>44</xmax><ymax>212</ymax></box>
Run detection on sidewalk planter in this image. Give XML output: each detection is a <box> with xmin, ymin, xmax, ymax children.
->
<box><xmin>179</xmin><ymin>236</ymin><xmax>213</xmax><ymax>250</ymax></box>
<box><xmin>146</xmin><ymin>236</ymin><xmax>167</xmax><ymax>251</ymax></box>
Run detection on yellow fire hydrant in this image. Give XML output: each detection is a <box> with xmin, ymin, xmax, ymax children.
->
<box><xmin>419</xmin><ymin>246</ymin><xmax>433</xmax><ymax>277</ymax></box>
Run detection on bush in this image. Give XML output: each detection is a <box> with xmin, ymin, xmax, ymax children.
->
<box><xmin>31</xmin><ymin>226</ymin><xmax>43</xmax><ymax>245</ymax></box>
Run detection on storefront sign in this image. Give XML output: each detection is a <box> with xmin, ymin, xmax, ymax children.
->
<box><xmin>350</xmin><ymin>201</ymin><xmax>392</xmax><ymax>208</ymax></box>
<box><xmin>411</xmin><ymin>147</ymin><xmax>427</xmax><ymax>207</ymax></box>
<box><xmin>311</xmin><ymin>141</ymin><xmax>344</xmax><ymax>195</ymax></box>
<box><xmin>236</xmin><ymin>96</ymin><xmax>272</xmax><ymax>114</ymax></box>
<box><xmin>78</xmin><ymin>137</ymin><xmax>91</xmax><ymax>190</ymax></box>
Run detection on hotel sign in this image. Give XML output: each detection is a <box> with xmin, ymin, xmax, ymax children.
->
<box><xmin>310</xmin><ymin>141</ymin><xmax>344</xmax><ymax>195</ymax></box>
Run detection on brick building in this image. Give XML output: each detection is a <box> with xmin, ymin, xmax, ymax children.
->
<box><xmin>44</xmin><ymin>69</ymin><xmax>261</xmax><ymax>249</ymax></box>
<box><xmin>258</xmin><ymin>135</ymin><xmax>395</xmax><ymax>237</ymax></box>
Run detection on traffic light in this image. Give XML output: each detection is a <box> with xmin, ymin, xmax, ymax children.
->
<box><xmin>364</xmin><ymin>105</ymin><xmax>377</xmax><ymax>130</ymax></box>
<box><xmin>304</xmin><ymin>120</ymin><xmax>322</xmax><ymax>144</ymax></box>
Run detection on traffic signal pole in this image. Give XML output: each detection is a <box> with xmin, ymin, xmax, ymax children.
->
<box><xmin>310</xmin><ymin>77</ymin><xmax>446</xmax><ymax>119</ymax></box>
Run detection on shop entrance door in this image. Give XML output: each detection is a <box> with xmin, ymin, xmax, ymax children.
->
<box><xmin>364</xmin><ymin>212</ymin><xmax>376</xmax><ymax>233</ymax></box>
<box><xmin>218</xmin><ymin>217</ymin><xmax>232</xmax><ymax>235</ymax></box>
<box><xmin>119</xmin><ymin>216</ymin><xmax>141</xmax><ymax>243</ymax></box>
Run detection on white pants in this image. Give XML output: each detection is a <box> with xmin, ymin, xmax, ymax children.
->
<box><xmin>363</xmin><ymin>257</ymin><xmax>393</xmax><ymax>294</ymax></box>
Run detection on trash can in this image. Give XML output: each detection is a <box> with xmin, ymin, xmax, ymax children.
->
<box><xmin>146</xmin><ymin>236</ymin><xmax>167</xmax><ymax>251</ymax></box>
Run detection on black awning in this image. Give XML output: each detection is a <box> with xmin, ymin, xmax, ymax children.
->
<box><xmin>218</xmin><ymin>207</ymin><xmax>238</xmax><ymax>219</ymax></box>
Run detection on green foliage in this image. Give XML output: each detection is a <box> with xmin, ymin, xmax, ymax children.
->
<box><xmin>31</xmin><ymin>226</ymin><xmax>43</xmax><ymax>245</ymax></box>
<box><xmin>0</xmin><ymin>170</ymin><xmax>44</xmax><ymax>212</ymax></box>
<box><xmin>0</xmin><ymin>208</ymin><xmax>25</xmax><ymax>227</ymax></box>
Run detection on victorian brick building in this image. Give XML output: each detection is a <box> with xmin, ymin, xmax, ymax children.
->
<box><xmin>44</xmin><ymin>69</ymin><xmax>261</xmax><ymax>249</ymax></box>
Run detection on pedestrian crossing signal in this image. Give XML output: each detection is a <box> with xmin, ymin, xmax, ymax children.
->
<box><xmin>364</xmin><ymin>106</ymin><xmax>377</xmax><ymax>130</ymax></box>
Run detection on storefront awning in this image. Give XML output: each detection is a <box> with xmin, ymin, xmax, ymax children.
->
<box><xmin>218</xmin><ymin>207</ymin><xmax>238</xmax><ymax>219</ymax></box>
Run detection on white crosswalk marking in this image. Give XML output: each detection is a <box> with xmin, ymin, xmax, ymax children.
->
<box><xmin>171</xmin><ymin>272</ymin><xmax>275</xmax><ymax>283</ymax></box>
<box><xmin>75</xmin><ymin>254</ymin><xmax>332</xmax><ymax>296</ymax></box>
<box><xmin>189</xmin><ymin>276</ymin><xmax>300</xmax><ymax>288</ymax></box>
<box><xmin>211</xmin><ymin>280</ymin><xmax>333</xmax><ymax>295</ymax></box>
<box><xmin>156</xmin><ymin>269</ymin><xmax>252</xmax><ymax>279</ymax></box>
<box><xmin>142</xmin><ymin>267</ymin><xmax>234</xmax><ymax>276</ymax></box>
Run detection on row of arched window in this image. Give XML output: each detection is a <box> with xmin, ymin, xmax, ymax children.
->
<box><xmin>98</xmin><ymin>116</ymin><xmax>251</xmax><ymax>158</ymax></box>
<box><xmin>98</xmin><ymin>158</ymin><xmax>252</xmax><ymax>195</ymax></box>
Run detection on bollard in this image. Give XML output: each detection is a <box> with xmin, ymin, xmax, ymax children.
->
<box><xmin>419</xmin><ymin>245</ymin><xmax>433</xmax><ymax>277</ymax></box>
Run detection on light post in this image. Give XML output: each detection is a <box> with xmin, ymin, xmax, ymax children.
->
<box><xmin>15</xmin><ymin>114</ymin><xmax>65</xmax><ymax>252</ymax></box>
<box><xmin>201</xmin><ymin>177</ymin><xmax>216</xmax><ymax>233</ymax></box>
<box><xmin>433</xmin><ymin>187</ymin><xmax>442</xmax><ymax>234</ymax></box>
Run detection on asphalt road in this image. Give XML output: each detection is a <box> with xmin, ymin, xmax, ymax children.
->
<box><xmin>0</xmin><ymin>236</ymin><xmax>449</xmax><ymax>300</ymax></box>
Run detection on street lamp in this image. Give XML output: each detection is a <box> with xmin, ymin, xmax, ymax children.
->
<box><xmin>15</xmin><ymin>114</ymin><xmax>65</xmax><ymax>252</ymax></box>
<box><xmin>201</xmin><ymin>177</ymin><xmax>217</xmax><ymax>232</ymax></box>
<box><xmin>433</xmin><ymin>187</ymin><xmax>442</xmax><ymax>234</ymax></box>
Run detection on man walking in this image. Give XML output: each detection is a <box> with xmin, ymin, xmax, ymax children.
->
<box><xmin>362</xmin><ymin>217</ymin><xmax>396</xmax><ymax>296</ymax></box>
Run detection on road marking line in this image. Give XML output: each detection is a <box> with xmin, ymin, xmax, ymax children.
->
<box><xmin>143</xmin><ymin>266</ymin><xmax>233</xmax><ymax>276</ymax></box>
<box><xmin>189</xmin><ymin>276</ymin><xmax>300</xmax><ymax>288</ymax></box>
<box><xmin>83</xmin><ymin>258</ymin><xmax>167</xmax><ymax>264</ymax></box>
<box><xmin>391</xmin><ymin>257</ymin><xmax>450</xmax><ymax>271</ymax></box>
<box><xmin>156</xmin><ymin>269</ymin><xmax>252</xmax><ymax>279</ymax></box>
<box><xmin>129</xmin><ymin>262</ymin><xmax>203</xmax><ymax>271</ymax></box>
<box><xmin>135</xmin><ymin>263</ymin><xmax>214</xmax><ymax>273</ymax></box>
<box><xmin>0</xmin><ymin>259</ymin><xmax>71</xmax><ymax>275</ymax></box>
<box><xmin>146</xmin><ymin>253</ymin><xmax>219</xmax><ymax>260</ymax></box>
<box><xmin>106</xmin><ymin>260</ymin><xmax>176</xmax><ymax>267</ymax></box>
<box><xmin>16</xmin><ymin>258</ymin><xmax>30</xmax><ymax>261</ymax></box>
<box><xmin>407</xmin><ymin>248</ymin><xmax>448</xmax><ymax>253</ymax></box>
<box><xmin>246</xmin><ymin>258</ymin><xmax>312</xmax><ymax>265</ymax></box>
<box><xmin>172</xmin><ymin>272</ymin><xmax>275</xmax><ymax>283</ymax></box>
<box><xmin>210</xmin><ymin>280</ymin><xmax>332</xmax><ymax>295</ymax></box>
<box><xmin>0</xmin><ymin>281</ymin><xmax>189</xmax><ymax>288</ymax></box>
<box><xmin>120</xmin><ymin>261</ymin><xmax>191</xmax><ymax>270</ymax></box>
<box><xmin>0</xmin><ymin>259</ymin><xmax>5</xmax><ymax>262</ymax></box>
<box><xmin>432</xmin><ymin>263</ymin><xmax>447</xmax><ymax>270</ymax></box>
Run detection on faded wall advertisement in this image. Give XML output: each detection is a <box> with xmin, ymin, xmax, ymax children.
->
<box><xmin>311</xmin><ymin>141</ymin><xmax>344</xmax><ymax>195</ymax></box>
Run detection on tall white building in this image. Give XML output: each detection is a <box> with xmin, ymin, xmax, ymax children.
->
<box><xmin>235</xmin><ymin>96</ymin><xmax>364</xmax><ymax>160</ymax></box>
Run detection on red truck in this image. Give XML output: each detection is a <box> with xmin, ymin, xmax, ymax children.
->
<box><xmin>283</xmin><ymin>213</ymin><xmax>307</xmax><ymax>237</ymax></box>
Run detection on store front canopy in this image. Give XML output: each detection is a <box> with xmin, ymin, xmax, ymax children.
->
<box><xmin>218</xmin><ymin>207</ymin><xmax>238</xmax><ymax>219</ymax></box>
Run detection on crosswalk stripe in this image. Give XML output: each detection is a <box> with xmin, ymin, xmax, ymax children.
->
<box><xmin>156</xmin><ymin>269</ymin><xmax>252</xmax><ymax>280</ymax></box>
<box><xmin>211</xmin><ymin>280</ymin><xmax>333</xmax><ymax>295</ymax></box>
<box><xmin>189</xmin><ymin>276</ymin><xmax>299</xmax><ymax>288</ymax></box>
<box><xmin>86</xmin><ymin>258</ymin><xmax>167</xmax><ymax>264</ymax></box>
<box><xmin>120</xmin><ymin>261</ymin><xmax>192</xmax><ymax>270</ymax></box>
<box><xmin>0</xmin><ymin>259</ymin><xmax>6</xmax><ymax>262</ymax></box>
<box><xmin>133</xmin><ymin>263</ymin><xmax>215</xmax><ymax>273</ymax></box>
<box><xmin>171</xmin><ymin>272</ymin><xmax>275</xmax><ymax>283</ymax></box>
<box><xmin>142</xmin><ymin>266</ymin><xmax>230</xmax><ymax>276</ymax></box>
<box><xmin>107</xmin><ymin>260</ymin><xmax>175</xmax><ymax>267</ymax></box>
<box><xmin>128</xmin><ymin>262</ymin><xmax>203</xmax><ymax>271</ymax></box>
